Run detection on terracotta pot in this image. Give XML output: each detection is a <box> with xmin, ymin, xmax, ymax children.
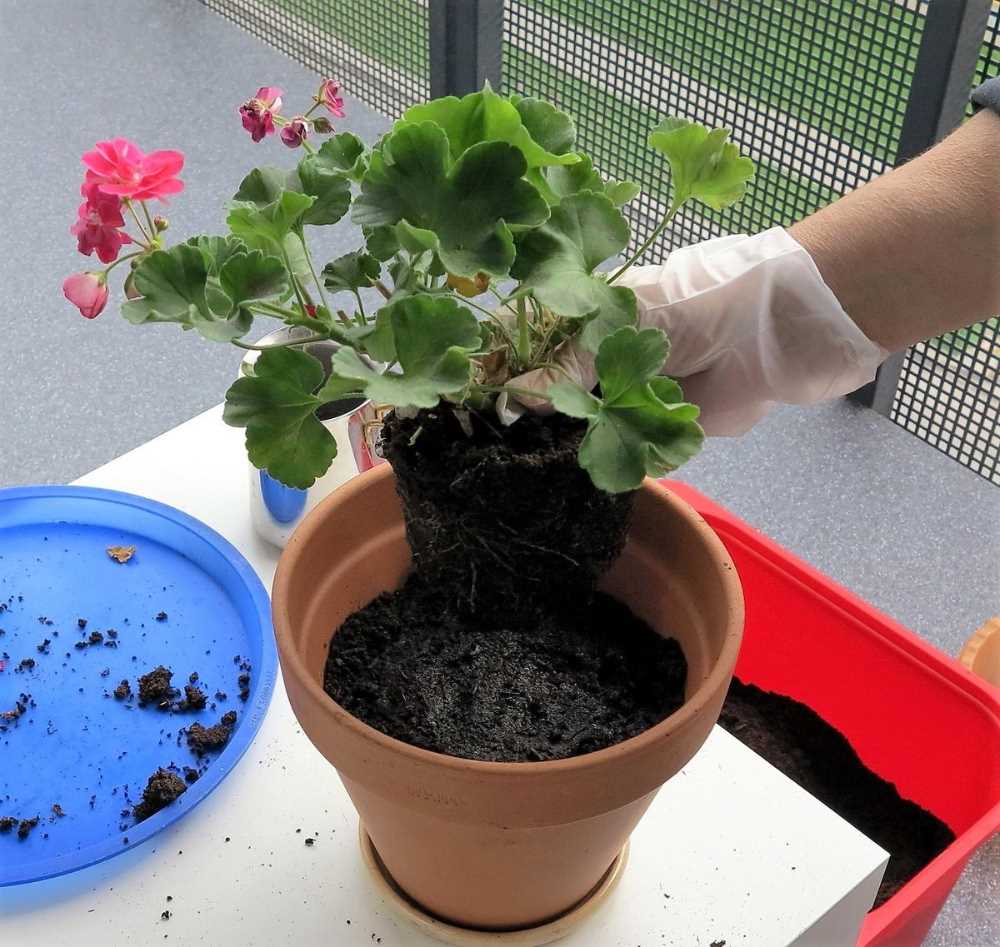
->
<box><xmin>272</xmin><ymin>464</ymin><xmax>743</xmax><ymax>931</ymax></box>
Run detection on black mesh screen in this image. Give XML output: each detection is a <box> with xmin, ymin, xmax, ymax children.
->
<box><xmin>201</xmin><ymin>0</ymin><xmax>429</xmax><ymax>118</ymax></box>
<box><xmin>503</xmin><ymin>0</ymin><xmax>927</xmax><ymax>260</ymax></box>
<box><xmin>890</xmin><ymin>10</ymin><xmax>999</xmax><ymax>486</ymax></box>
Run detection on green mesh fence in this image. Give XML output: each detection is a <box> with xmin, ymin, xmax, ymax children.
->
<box><xmin>502</xmin><ymin>0</ymin><xmax>927</xmax><ymax>259</ymax></box>
<box><xmin>201</xmin><ymin>0</ymin><xmax>429</xmax><ymax>118</ymax></box>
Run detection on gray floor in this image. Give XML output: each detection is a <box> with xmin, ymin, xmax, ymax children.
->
<box><xmin>1</xmin><ymin>1</ymin><xmax>997</xmax><ymax>944</ymax></box>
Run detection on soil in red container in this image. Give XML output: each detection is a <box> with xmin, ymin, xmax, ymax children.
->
<box><xmin>719</xmin><ymin>679</ymin><xmax>956</xmax><ymax>910</ymax></box>
<box><xmin>324</xmin><ymin>408</ymin><xmax>687</xmax><ymax>763</ymax></box>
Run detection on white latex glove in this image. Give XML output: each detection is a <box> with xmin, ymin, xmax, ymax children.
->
<box><xmin>510</xmin><ymin>226</ymin><xmax>888</xmax><ymax>435</ymax></box>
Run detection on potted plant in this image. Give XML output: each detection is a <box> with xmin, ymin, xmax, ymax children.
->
<box><xmin>65</xmin><ymin>80</ymin><xmax>751</xmax><ymax>933</ymax></box>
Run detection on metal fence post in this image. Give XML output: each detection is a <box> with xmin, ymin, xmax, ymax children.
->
<box><xmin>850</xmin><ymin>0</ymin><xmax>991</xmax><ymax>411</ymax></box>
<box><xmin>429</xmin><ymin>0</ymin><xmax>503</xmax><ymax>98</ymax></box>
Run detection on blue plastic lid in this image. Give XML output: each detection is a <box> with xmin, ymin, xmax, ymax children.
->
<box><xmin>0</xmin><ymin>486</ymin><xmax>275</xmax><ymax>885</ymax></box>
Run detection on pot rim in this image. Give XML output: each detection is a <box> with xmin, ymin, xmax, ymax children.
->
<box><xmin>272</xmin><ymin>463</ymin><xmax>744</xmax><ymax>776</ymax></box>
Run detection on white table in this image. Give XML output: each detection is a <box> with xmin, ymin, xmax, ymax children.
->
<box><xmin>0</xmin><ymin>407</ymin><xmax>888</xmax><ymax>946</ymax></box>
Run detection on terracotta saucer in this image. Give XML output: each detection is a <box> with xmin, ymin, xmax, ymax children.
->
<box><xmin>359</xmin><ymin>825</ymin><xmax>628</xmax><ymax>946</ymax></box>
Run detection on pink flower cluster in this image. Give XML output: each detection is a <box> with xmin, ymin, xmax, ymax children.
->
<box><xmin>238</xmin><ymin>79</ymin><xmax>346</xmax><ymax>149</ymax></box>
<box><xmin>63</xmin><ymin>138</ymin><xmax>185</xmax><ymax>318</ymax></box>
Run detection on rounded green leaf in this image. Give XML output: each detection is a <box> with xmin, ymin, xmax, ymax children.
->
<box><xmin>223</xmin><ymin>347</ymin><xmax>337</xmax><ymax>489</ymax></box>
<box><xmin>648</xmin><ymin>117</ymin><xmax>754</xmax><ymax>210</ymax></box>
<box><xmin>353</xmin><ymin>123</ymin><xmax>548</xmax><ymax>278</ymax></box>
<box><xmin>400</xmin><ymin>83</ymin><xmax>578</xmax><ymax>169</ymax></box>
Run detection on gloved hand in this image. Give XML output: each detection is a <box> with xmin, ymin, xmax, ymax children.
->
<box><xmin>510</xmin><ymin>226</ymin><xmax>888</xmax><ymax>435</ymax></box>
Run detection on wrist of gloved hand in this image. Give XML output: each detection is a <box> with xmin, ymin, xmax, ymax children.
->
<box><xmin>508</xmin><ymin>226</ymin><xmax>887</xmax><ymax>435</ymax></box>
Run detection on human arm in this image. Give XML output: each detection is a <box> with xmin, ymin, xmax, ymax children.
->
<box><xmin>790</xmin><ymin>107</ymin><xmax>1000</xmax><ymax>352</ymax></box>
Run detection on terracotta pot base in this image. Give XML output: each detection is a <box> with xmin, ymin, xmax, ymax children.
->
<box><xmin>360</xmin><ymin>824</ymin><xmax>629</xmax><ymax>946</ymax></box>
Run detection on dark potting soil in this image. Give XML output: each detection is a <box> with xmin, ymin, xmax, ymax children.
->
<box><xmin>186</xmin><ymin>710</ymin><xmax>237</xmax><ymax>756</ymax></box>
<box><xmin>381</xmin><ymin>408</ymin><xmax>635</xmax><ymax>619</ymax></box>
<box><xmin>326</xmin><ymin>407</ymin><xmax>685</xmax><ymax>762</ymax></box>
<box><xmin>133</xmin><ymin>768</ymin><xmax>187</xmax><ymax>822</ymax></box>
<box><xmin>325</xmin><ymin>575</ymin><xmax>687</xmax><ymax>762</ymax></box>
<box><xmin>719</xmin><ymin>679</ymin><xmax>955</xmax><ymax>910</ymax></box>
<box><xmin>138</xmin><ymin>665</ymin><xmax>175</xmax><ymax>707</ymax></box>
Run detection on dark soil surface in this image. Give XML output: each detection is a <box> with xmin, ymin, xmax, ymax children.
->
<box><xmin>133</xmin><ymin>769</ymin><xmax>187</xmax><ymax>822</ymax></box>
<box><xmin>720</xmin><ymin>679</ymin><xmax>956</xmax><ymax>910</ymax></box>
<box><xmin>187</xmin><ymin>711</ymin><xmax>237</xmax><ymax>756</ymax></box>
<box><xmin>326</xmin><ymin>574</ymin><xmax>687</xmax><ymax>762</ymax></box>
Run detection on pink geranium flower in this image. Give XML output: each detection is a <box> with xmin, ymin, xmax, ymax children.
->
<box><xmin>280</xmin><ymin>116</ymin><xmax>309</xmax><ymax>149</ymax></box>
<box><xmin>240</xmin><ymin>86</ymin><xmax>283</xmax><ymax>142</ymax></box>
<box><xmin>82</xmin><ymin>138</ymin><xmax>185</xmax><ymax>202</ymax></box>
<box><xmin>318</xmin><ymin>79</ymin><xmax>346</xmax><ymax>118</ymax></box>
<box><xmin>63</xmin><ymin>272</ymin><xmax>109</xmax><ymax>319</ymax></box>
<box><xmin>71</xmin><ymin>179</ymin><xmax>133</xmax><ymax>263</ymax></box>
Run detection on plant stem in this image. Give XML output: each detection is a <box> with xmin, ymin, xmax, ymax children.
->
<box><xmin>297</xmin><ymin>231</ymin><xmax>334</xmax><ymax>319</ymax></box>
<box><xmin>230</xmin><ymin>333</ymin><xmax>328</xmax><ymax>352</ymax></box>
<box><xmin>374</xmin><ymin>280</ymin><xmax>392</xmax><ymax>300</ymax></box>
<box><xmin>140</xmin><ymin>200</ymin><xmax>157</xmax><ymax>237</ymax></box>
<box><xmin>353</xmin><ymin>289</ymin><xmax>366</xmax><ymax>320</ymax></box>
<box><xmin>282</xmin><ymin>247</ymin><xmax>312</xmax><ymax>315</ymax></box>
<box><xmin>460</xmin><ymin>296</ymin><xmax>517</xmax><ymax>349</ymax></box>
<box><xmin>123</xmin><ymin>200</ymin><xmax>152</xmax><ymax>244</ymax></box>
<box><xmin>608</xmin><ymin>196</ymin><xmax>685</xmax><ymax>283</ymax></box>
<box><xmin>516</xmin><ymin>296</ymin><xmax>531</xmax><ymax>366</ymax></box>
<box><xmin>103</xmin><ymin>250</ymin><xmax>146</xmax><ymax>274</ymax></box>
<box><xmin>250</xmin><ymin>301</ymin><xmax>302</xmax><ymax>320</ymax></box>
<box><xmin>528</xmin><ymin>317</ymin><xmax>560</xmax><ymax>370</ymax></box>
<box><xmin>301</xmin><ymin>139</ymin><xmax>316</xmax><ymax>155</ymax></box>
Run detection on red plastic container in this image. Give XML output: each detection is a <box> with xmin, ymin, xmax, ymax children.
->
<box><xmin>664</xmin><ymin>481</ymin><xmax>1000</xmax><ymax>947</ymax></box>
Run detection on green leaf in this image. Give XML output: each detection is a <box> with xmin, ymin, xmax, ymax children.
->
<box><xmin>559</xmin><ymin>327</ymin><xmax>704</xmax><ymax>493</ymax></box>
<box><xmin>331</xmin><ymin>295</ymin><xmax>481</xmax><ymax>408</ymax></box>
<box><xmin>312</xmin><ymin>132</ymin><xmax>367</xmax><ymax>181</ymax></box>
<box><xmin>529</xmin><ymin>156</ymin><xmax>639</xmax><ymax>208</ymax></box>
<box><xmin>386</xmin><ymin>252</ymin><xmax>432</xmax><ymax>302</ymax></box>
<box><xmin>364</xmin><ymin>225</ymin><xmax>400</xmax><ymax>261</ymax></box>
<box><xmin>222</xmin><ymin>347</ymin><xmax>336</xmax><ymax>489</ymax></box>
<box><xmin>604</xmin><ymin>179</ymin><xmax>641</xmax><ymax>207</ymax></box>
<box><xmin>549</xmin><ymin>383</ymin><xmax>600</xmax><ymax>419</ymax></box>
<box><xmin>293</xmin><ymin>156</ymin><xmax>352</xmax><ymax>226</ymax></box>
<box><xmin>353</xmin><ymin>121</ymin><xmax>548</xmax><ymax>277</ymax></box>
<box><xmin>322</xmin><ymin>251</ymin><xmax>381</xmax><ymax>294</ymax></box>
<box><xmin>227</xmin><ymin>189</ymin><xmax>315</xmax><ymax>244</ymax></box>
<box><xmin>121</xmin><ymin>243</ymin><xmax>251</xmax><ymax>342</ymax></box>
<box><xmin>648</xmin><ymin>118</ymin><xmax>755</xmax><ymax>210</ymax></box>
<box><xmin>511</xmin><ymin>95</ymin><xmax>576</xmax><ymax>157</ymax></box>
<box><xmin>219</xmin><ymin>249</ymin><xmax>289</xmax><ymax>308</ymax></box>
<box><xmin>511</xmin><ymin>191</ymin><xmax>636</xmax><ymax>351</ymax></box>
<box><xmin>186</xmin><ymin>235</ymin><xmax>248</xmax><ymax>273</ymax></box>
<box><xmin>394</xmin><ymin>220</ymin><xmax>438</xmax><ymax>255</ymax></box>
<box><xmin>233</xmin><ymin>167</ymin><xmax>286</xmax><ymax>206</ymax></box>
<box><xmin>399</xmin><ymin>82</ymin><xmax>578</xmax><ymax>169</ymax></box>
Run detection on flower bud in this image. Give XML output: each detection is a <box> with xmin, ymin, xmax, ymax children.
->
<box><xmin>63</xmin><ymin>271</ymin><xmax>109</xmax><ymax>319</ymax></box>
<box><xmin>153</xmin><ymin>215</ymin><xmax>169</xmax><ymax>232</ymax></box>
<box><xmin>312</xmin><ymin>116</ymin><xmax>334</xmax><ymax>134</ymax></box>
<box><xmin>280</xmin><ymin>116</ymin><xmax>309</xmax><ymax>149</ymax></box>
